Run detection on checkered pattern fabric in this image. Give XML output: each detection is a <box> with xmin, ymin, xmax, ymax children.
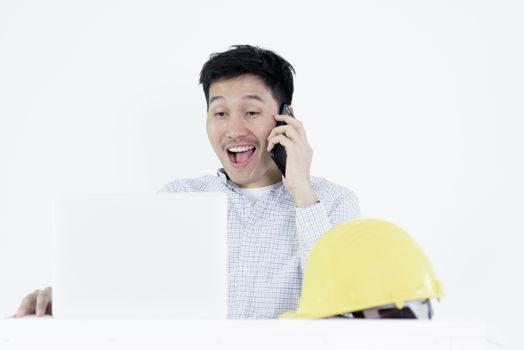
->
<box><xmin>160</xmin><ymin>169</ymin><xmax>361</xmax><ymax>319</ymax></box>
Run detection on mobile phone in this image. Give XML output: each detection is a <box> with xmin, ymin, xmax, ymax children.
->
<box><xmin>270</xmin><ymin>104</ymin><xmax>295</xmax><ymax>176</ymax></box>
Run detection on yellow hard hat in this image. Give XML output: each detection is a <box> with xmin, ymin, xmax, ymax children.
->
<box><xmin>280</xmin><ymin>219</ymin><xmax>443</xmax><ymax>319</ymax></box>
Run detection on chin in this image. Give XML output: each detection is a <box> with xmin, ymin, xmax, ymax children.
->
<box><xmin>222</xmin><ymin>168</ymin><xmax>258</xmax><ymax>187</ymax></box>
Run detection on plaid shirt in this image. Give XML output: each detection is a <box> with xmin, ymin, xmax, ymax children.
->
<box><xmin>160</xmin><ymin>169</ymin><xmax>361</xmax><ymax>319</ymax></box>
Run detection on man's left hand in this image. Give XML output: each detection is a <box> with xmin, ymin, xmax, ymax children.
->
<box><xmin>267</xmin><ymin>113</ymin><xmax>318</xmax><ymax>208</ymax></box>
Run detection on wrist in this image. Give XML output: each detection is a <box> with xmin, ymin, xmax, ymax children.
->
<box><xmin>290</xmin><ymin>184</ymin><xmax>318</xmax><ymax>208</ymax></box>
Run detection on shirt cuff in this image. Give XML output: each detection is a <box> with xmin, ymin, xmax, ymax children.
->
<box><xmin>295</xmin><ymin>200</ymin><xmax>332</xmax><ymax>249</ymax></box>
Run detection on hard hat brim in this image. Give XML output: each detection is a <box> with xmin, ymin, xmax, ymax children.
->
<box><xmin>278</xmin><ymin>309</ymin><xmax>334</xmax><ymax>319</ymax></box>
<box><xmin>279</xmin><ymin>310</ymin><xmax>309</xmax><ymax>319</ymax></box>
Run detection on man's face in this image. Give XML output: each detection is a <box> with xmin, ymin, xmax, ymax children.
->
<box><xmin>206</xmin><ymin>74</ymin><xmax>282</xmax><ymax>188</ymax></box>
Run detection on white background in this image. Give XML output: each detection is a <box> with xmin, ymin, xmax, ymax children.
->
<box><xmin>1</xmin><ymin>0</ymin><xmax>523</xmax><ymax>348</ymax></box>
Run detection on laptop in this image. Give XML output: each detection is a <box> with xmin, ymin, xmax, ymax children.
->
<box><xmin>52</xmin><ymin>192</ymin><xmax>227</xmax><ymax>319</ymax></box>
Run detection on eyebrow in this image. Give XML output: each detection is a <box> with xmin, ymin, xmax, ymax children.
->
<box><xmin>243</xmin><ymin>95</ymin><xmax>265</xmax><ymax>103</ymax></box>
<box><xmin>209</xmin><ymin>94</ymin><xmax>265</xmax><ymax>106</ymax></box>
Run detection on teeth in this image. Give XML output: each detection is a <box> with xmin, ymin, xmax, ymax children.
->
<box><xmin>228</xmin><ymin>145</ymin><xmax>255</xmax><ymax>153</ymax></box>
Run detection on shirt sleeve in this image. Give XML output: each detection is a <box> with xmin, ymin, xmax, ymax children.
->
<box><xmin>157</xmin><ymin>180</ymin><xmax>185</xmax><ymax>193</ymax></box>
<box><xmin>295</xmin><ymin>187</ymin><xmax>361</xmax><ymax>273</ymax></box>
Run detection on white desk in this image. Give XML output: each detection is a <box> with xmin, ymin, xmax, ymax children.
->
<box><xmin>0</xmin><ymin>319</ymin><xmax>491</xmax><ymax>350</ymax></box>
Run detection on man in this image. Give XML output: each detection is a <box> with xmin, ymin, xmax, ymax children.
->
<box><xmin>14</xmin><ymin>45</ymin><xmax>361</xmax><ymax>319</ymax></box>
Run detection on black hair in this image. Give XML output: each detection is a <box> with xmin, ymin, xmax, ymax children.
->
<box><xmin>199</xmin><ymin>45</ymin><xmax>296</xmax><ymax>109</ymax></box>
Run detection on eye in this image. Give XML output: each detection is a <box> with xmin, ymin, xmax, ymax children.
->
<box><xmin>214</xmin><ymin>112</ymin><xmax>226</xmax><ymax>118</ymax></box>
<box><xmin>246</xmin><ymin>111</ymin><xmax>259</xmax><ymax>117</ymax></box>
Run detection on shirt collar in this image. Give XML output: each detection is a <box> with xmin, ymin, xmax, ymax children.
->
<box><xmin>217</xmin><ymin>168</ymin><xmax>239</xmax><ymax>191</ymax></box>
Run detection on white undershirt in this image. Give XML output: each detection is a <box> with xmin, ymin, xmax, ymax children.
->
<box><xmin>239</xmin><ymin>182</ymin><xmax>282</xmax><ymax>204</ymax></box>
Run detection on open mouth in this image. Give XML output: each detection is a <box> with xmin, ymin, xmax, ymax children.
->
<box><xmin>226</xmin><ymin>145</ymin><xmax>256</xmax><ymax>168</ymax></box>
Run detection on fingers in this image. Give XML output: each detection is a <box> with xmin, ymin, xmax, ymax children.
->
<box><xmin>267</xmin><ymin>124</ymin><xmax>300</xmax><ymax>144</ymax></box>
<box><xmin>274</xmin><ymin>114</ymin><xmax>307</xmax><ymax>138</ymax></box>
<box><xmin>267</xmin><ymin>134</ymin><xmax>292</xmax><ymax>152</ymax></box>
<box><xmin>15</xmin><ymin>289</ymin><xmax>39</xmax><ymax>317</ymax></box>
<box><xmin>14</xmin><ymin>287</ymin><xmax>53</xmax><ymax>317</ymax></box>
<box><xmin>35</xmin><ymin>287</ymin><xmax>52</xmax><ymax>316</ymax></box>
<box><xmin>267</xmin><ymin>114</ymin><xmax>309</xmax><ymax>152</ymax></box>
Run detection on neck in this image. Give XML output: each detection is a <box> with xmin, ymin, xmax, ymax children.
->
<box><xmin>237</xmin><ymin>166</ymin><xmax>282</xmax><ymax>189</ymax></box>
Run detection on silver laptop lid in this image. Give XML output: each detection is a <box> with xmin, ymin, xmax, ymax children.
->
<box><xmin>53</xmin><ymin>193</ymin><xmax>227</xmax><ymax>319</ymax></box>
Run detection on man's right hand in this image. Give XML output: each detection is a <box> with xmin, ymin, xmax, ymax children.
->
<box><xmin>14</xmin><ymin>287</ymin><xmax>52</xmax><ymax>317</ymax></box>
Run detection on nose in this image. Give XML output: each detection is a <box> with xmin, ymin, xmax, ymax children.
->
<box><xmin>225</xmin><ymin>112</ymin><xmax>249</xmax><ymax>140</ymax></box>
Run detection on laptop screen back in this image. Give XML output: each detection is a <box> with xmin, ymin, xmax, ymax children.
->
<box><xmin>53</xmin><ymin>193</ymin><xmax>227</xmax><ymax>319</ymax></box>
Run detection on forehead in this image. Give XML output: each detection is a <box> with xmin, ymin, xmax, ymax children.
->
<box><xmin>209</xmin><ymin>74</ymin><xmax>274</xmax><ymax>101</ymax></box>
